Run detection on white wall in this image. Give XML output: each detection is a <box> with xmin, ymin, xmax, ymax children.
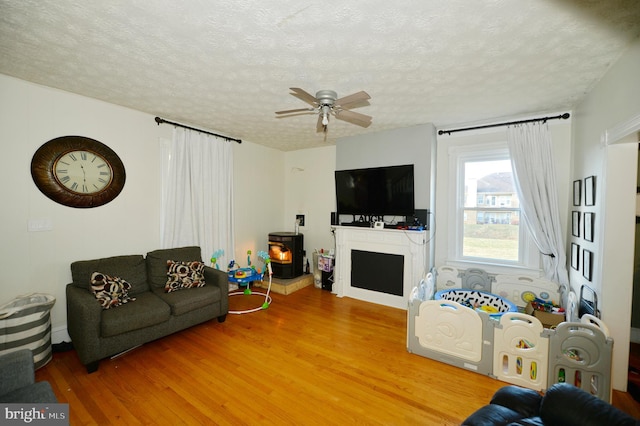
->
<box><xmin>0</xmin><ymin>75</ymin><xmax>166</xmax><ymax>340</ymax></box>
<box><xmin>336</xmin><ymin>124</ymin><xmax>436</xmax><ymax>211</ymax></box>
<box><xmin>570</xmin><ymin>37</ymin><xmax>640</xmax><ymax>391</ymax></box>
<box><xmin>283</xmin><ymin>146</ymin><xmax>337</xmax><ymax>268</ymax></box>
<box><xmin>232</xmin><ymin>140</ymin><xmax>285</xmax><ymax>265</ymax></box>
<box><xmin>0</xmin><ymin>74</ymin><xmax>285</xmax><ymax>342</ymax></box>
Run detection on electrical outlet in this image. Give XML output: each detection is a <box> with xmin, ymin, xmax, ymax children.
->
<box><xmin>296</xmin><ymin>214</ymin><xmax>305</xmax><ymax>226</ymax></box>
<box><xmin>28</xmin><ymin>218</ymin><xmax>53</xmax><ymax>232</ymax></box>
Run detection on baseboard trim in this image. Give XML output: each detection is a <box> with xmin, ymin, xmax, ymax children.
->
<box><xmin>52</xmin><ymin>325</ymin><xmax>70</xmax><ymax>344</ymax></box>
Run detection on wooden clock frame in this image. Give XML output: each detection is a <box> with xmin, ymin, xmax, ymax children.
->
<box><xmin>31</xmin><ymin>136</ymin><xmax>126</xmax><ymax>208</ymax></box>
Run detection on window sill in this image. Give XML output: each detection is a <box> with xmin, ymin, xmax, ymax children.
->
<box><xmin>441</xmin><ymin>259</ymin><xmax>542</xmax><ymax>278</ymax></box>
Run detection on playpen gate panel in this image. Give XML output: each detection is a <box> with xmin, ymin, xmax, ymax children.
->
<box><xmin>435</xmin><ymin>266</ymin><xmax>460</xmax><ymax>291</ymax></box>
<box><xmin>493</xmin><ymin>312</ymin><xmax>549</xmax><ymax>391</ymax></box>
<box><xmin>407</xmin><ymin>299</ymin><xmax>495</xmax><ymax>376</ymax></box>
<box><xmin>547</xmin><ymin>321</ymin><xmax>613</xmax><ymax>402</ymax></box>
<box><xmin>414</xmin><ymin>300</ymin><xmax>483</xmax><ymax>362</ymax></box>
<box><xmin>493</xmin><ymin>275</ymin><xmax>560</xmax><ymax>310</ymax></box>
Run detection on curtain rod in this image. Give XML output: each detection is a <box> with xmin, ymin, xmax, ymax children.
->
<box><xmin>437</xmin><ymin>112</ymin><xmax>570</xmax><ymax>136</ymax></box>
<box><xmin>155</xmin><ymin>117</ymin><xmax>242</xmax><ymax>144</ymax></box>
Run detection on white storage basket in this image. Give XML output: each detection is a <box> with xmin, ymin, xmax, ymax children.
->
<box><xmin>0</xmin><ymin>293</ymin><xmax>56</xmax><ymax>369</ymax></box>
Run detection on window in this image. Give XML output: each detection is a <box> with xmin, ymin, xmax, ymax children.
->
<box><xmin>449</xmin><ymin>143</ymin><xmax>538</xmax><ymax>269</ymax></box>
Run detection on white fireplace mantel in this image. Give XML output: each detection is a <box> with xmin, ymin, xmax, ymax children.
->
<box><xmin>333</xmin><ymin>226</ymin><xmax>427</xmax><ymax>309</ymax></box>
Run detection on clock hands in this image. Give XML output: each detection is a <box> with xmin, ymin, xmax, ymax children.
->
<box><xmin>80</xmin><ymin>164</ymin><xmax>88</xmax><ymax>193</ymax></box>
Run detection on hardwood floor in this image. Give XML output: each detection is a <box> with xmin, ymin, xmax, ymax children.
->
<box><xmin>37</xmin><ymin>285</ymin><xmax>639</xmax><ymax>425</ymax></box>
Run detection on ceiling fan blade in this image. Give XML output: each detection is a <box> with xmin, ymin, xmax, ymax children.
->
<box><xmin>275</xmin><ymin>108</ymin><xmax>315</xmax><ymax>115</ymax></box>
<box><xmin>334</xmin><ymin>91</ymin><xmax>370</xmax><ymax>108</ymax></box>
<box><xmin>335</xmin><ymin>109</ymin><xmax>372</xmax><ymax>128</ymax></box>
<box><xmin>289</xmin><ymin>88</ymin><xmax>318</xmax><ymax>107</ymax></box>
<box><xmin>337</xmin><ymin>99</ymin><xmax>371</xmax><ymax>110</ymax></box>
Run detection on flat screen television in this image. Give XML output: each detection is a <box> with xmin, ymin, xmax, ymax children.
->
<box><xmin>335</xmin><ymin>164</ymin><xmax>415</xmax><ymax>216</ymax></box>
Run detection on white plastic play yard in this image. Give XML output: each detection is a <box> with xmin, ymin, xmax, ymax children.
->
<box><xmin>407</xmin><ymin>266</ymin><xmax>613</xmax><ymax>402</ymax></box>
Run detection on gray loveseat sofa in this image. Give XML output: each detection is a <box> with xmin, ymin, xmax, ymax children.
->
<box><xmin>66</xmin><ymin>246</ymin><xmax>229</xmax><ymax>373</ymax></box>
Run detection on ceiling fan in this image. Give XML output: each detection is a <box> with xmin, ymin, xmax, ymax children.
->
<box><xmin>275</xmin><ymin>88</ymin><xmax>372</xmax><ymax>135</ymax></box>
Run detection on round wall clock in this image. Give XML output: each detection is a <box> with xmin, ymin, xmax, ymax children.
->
<box><xmin>31</xmin><ymin>136</ymin><xmax>126</xmax><ymax>208</ymax></box>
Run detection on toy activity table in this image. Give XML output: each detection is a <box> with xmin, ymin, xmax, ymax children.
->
<box><xmin>227</xmin><ymin>267</ymin><xmax>272</xmax><ymax>314</ymax></box>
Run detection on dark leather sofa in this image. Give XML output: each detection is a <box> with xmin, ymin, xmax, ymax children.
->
<box><xmin>463</xmin><ymin>383</ymin><xmax>638</xmax><ymax>426</ymax></box>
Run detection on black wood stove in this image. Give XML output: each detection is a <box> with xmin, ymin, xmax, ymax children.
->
<box><xmin>268</xmin><ymin>232</ymin><xmax>304</xmax><ymax>279</ymax></box>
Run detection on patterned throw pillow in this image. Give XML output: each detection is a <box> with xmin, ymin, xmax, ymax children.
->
<box><xmin>165</xmin><ymin>260</ymin><xmax>206</xmax><ymax>293</ymax></box>
<box><xmin>90</xmin><ymin>272</ymin><xmax>136</xmax><ymax>309</ymax></box>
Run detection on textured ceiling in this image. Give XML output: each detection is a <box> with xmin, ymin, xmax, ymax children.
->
<box><xmin>1</xmin><ymin>1</ymin><xmax>640</xmax><ymax>151</ymax></box>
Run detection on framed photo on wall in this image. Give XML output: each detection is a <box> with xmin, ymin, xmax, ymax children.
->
<box><xmin>571</xmin><ymin>243</ymin><xmax>580</xmax><ymax>270</ymax></box>
<box><xmin>585</xmin><ymin>176</ymin><xmax>596</xmax><ymax>206</ymax></box>
<box><xmin>572</xmin><ymin>211</ymin><xmax>580</xmax><ymax>237</ymax></box>
<box><xmin>584</xmin><ymin>212</ymin><xmax>595</xmax><ymax>242</ymax></box>
<box><xmin>573</xmin><ymin>180</ymin><xmax>581</xmax><ymax>206</ymax></box>
<box><xmin>582</xmin><ymin>249</ymin><xmax>593</xmax><ymax>281</ymax></box>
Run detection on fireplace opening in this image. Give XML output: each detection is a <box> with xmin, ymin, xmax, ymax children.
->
<box><xmin>268</xmin><ymin>232</ymin><xmax>304</xmax><ymax>279</ymax></box>
<box><xmin>351</xmin><ymin>249</ymin><xmax>404</xmax><ymax>296</ymax></box>
<box><xmin>269</xmin><ymin>243</ymin><xmax>292</xmax><ymax>264</ymax></box>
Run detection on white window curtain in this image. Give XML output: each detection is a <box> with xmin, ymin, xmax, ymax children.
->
<box><xmin>507</xmin><ymin>122</ymin><xmax>569</xmax><ymax>298</ymax></box>
<box><xmin>160</xmin><ymin>127</ymin><xmax>235</xmax><ymax>265</ymax></box>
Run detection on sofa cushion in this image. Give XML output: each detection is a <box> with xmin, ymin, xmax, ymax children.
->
<box><xmin>461</xmin><ymin>404</ymin><xmax>528</xmax><ymax>426</ymax></box>
<box><xmin>165</xmin><ymin>260</ymin><xmax>206</xmax><ymax>293</ymax></box>
<box><xmin>152</xmin><ymin>285</ymin><xmax>221</xmax><ymax>316</ymax></box>
<box><xmin>100</xmin><ymin>292</ymin><xmax>170</xmax><ymax>337</ymax></box>
<box><xmin>489</xmin><ymin>385</ymin><xmax>542</xmax><ymax>419</ymax></box>
<box><xmin>71</xmin><ymin>255</ymin><xmax>149</xmax><ymax>295</ymax></box>
<box><xmin>90</xmin><ymin>272</ymin><xmax>136</xmax><ymax>309</ymax></box>
<box><xmin>146</xmin><ymin>246</ymin><xmax>203</xmax><ymax>289</ymax></box>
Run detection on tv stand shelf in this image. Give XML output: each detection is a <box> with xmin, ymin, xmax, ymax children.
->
<box><xmin>339</xmin><ymin>221</ymin><xmax>372</xmax><ymax>228</ymax></box>
<box><xmin>338</xmin><ymin>222</ymin><xmax>423</xmax><ymax>230</ymax></box>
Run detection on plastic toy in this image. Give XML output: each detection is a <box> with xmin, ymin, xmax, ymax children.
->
<box><xmin>226</xmin><ymin>249</ymin><xmax>273</xmax><ymax>314</ymax></box>
<box><xmin>210</xmin><ymin>249</ymin><xmax>224</xmax><ymax>270</ymax></box>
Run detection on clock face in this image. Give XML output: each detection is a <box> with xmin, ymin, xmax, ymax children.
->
<box><xmin>53</xmin><ymin>150</ymin><xmax>113</xmax><ymax>194</ymax></box>
<box><xmin>31</xmin><ymin>136</ymin><xmax>126</xmax><ymax>208</ymax></box>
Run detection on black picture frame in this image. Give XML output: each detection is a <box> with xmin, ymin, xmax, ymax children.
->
<box><xmin>584</xmin><ymin>212</ymin><xmax>595</xmax><ymax>242</ymax></box>
<box><xmin>585</xmin><ymin>176</ymin><xmax>596</xmax><ymax>206</ymax></box>
<box><xmin>572</xmin><ymin>211</ymin><xmax>580</xmax><ymax>237</ymax></box>
<box><xmin>573</xmin><ymin>180</ymin><xmax>581</xmax><ymax>206</ymax></box>
<box><xmin>571</xmin><ymin>243</ymin><xmax>580</xmax><ymax>270</ymax></box>
<box><xmin>582</xmin><ymin>249</ymin><xmax>593</xmax><ymax>281</ymax></box>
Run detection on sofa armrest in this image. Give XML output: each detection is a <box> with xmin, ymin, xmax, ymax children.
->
<box><xmin>66</xmin><ymin>284</ymin><xmax>103</xmax><ymax>364</ymax></box>
<box><xmin>540</xmin><ymin>383</ymin><xmax>637</xmax><ymax>426</ymax></box>
<box><xmin>462</xmin><ymin>386</ymin><xmax>543</xmax><ymax>426</ymax></box>
<box><xmin>203</xmin><ymin>266</ymin><xmax>229</xmax><ymax>312</ymax></box>
<box><xmin>0</xmin><ymin>349</ymin><xmax>35</xmax><ymax>396</ymax></box>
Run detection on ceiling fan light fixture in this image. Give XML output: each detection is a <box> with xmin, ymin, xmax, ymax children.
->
<box><xmin>276</xmin><ymin>87</ymin><xmax>372</xmax><ymax>133</ymax></box>
<box><xmin>321</xmin><ymin>105</ymin><xmax>331</xmax><ymax>125</ymax></box>
<box><xmin>316</xmin><ymin>90</ymin><xmax>338</xmax><ymax>105</ymax></box>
